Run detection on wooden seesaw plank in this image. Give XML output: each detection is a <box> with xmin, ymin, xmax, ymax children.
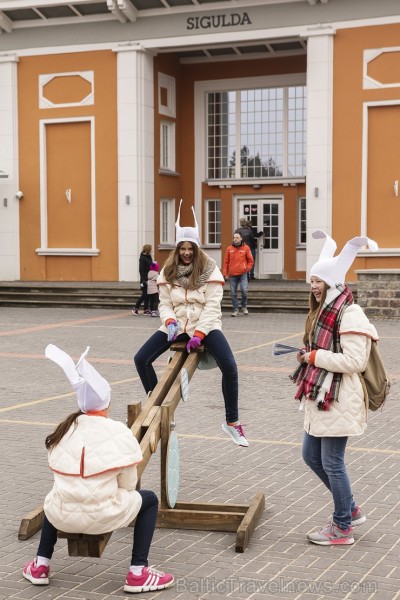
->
<box><xmin>130</xmin><ymin>351</ymin><xmax>187</xmax><ymax>440</ymax></box>
<box><xmin>235</xmin><ymin>491</ymin><xmax>265</xmax><ymax>553</ymax></box>
<box><xmin>18</xmin><ymin>505</ymin><xmax>44</xmax><ymax>541</ymax></box>
<box><xmin>156</xmin><ymin>507</ymin><xmax>244</xmax><ymax>532</ymax></box>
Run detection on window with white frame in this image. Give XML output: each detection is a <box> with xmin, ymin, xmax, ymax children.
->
<box><xmin>298</xmin><ymin>196</ymin><xmax>306</xmax><ymax>245</ymax></box>
<box><xmin>206</xmin><ymin>199</ymin><xmax>221</xmax><ymax>244</ymax></box>
<box><xmin>158</xmin><ymin>73</ymin><xmax>176</xmax><ymax>118</ymax></box>
<box><xmin>160</xmin><ymin>198</ymin><xmax>175</xmax><ymax>245</ymax></box>
<box><xmin>160</xmin><ymin>120</ymin><xmax>175</xmax><ymax>172</ymax></box>
<box><xmin>207</xmin><ymin>85</ymin><xmax>306</xmax><ymax>180</ymax></box>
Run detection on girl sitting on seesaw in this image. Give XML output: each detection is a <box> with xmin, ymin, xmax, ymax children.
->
<box><xmin>22</xmin><ymin>344</ymin><xmax>174</xmax><ymax>594</ymax></box>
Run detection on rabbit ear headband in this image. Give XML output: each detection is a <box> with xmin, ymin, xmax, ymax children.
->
<box><xmin>175</xmin><ymin>199</ymin><xmax>200</xmax><ymax>247</ymax></box>
<box><xmin>45</xmin><ymin>344</ymin><xmax>111</xmax><ymax>413</ymax></box>
<box><xmin>310</xmin><ymin>230</ymin><xmax>378</xmax><ymax>288</ymax></box>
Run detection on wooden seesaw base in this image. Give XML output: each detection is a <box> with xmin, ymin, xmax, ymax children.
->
<box><xmin>18</xmin><ymin>343</ymin><xmax>265</xmax><ymax>555</ymax></box>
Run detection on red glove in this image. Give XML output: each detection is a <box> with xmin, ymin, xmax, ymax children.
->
<box><xmin>186</xmin><ymin>336</ymin><xmax>202</xmax><ymax>352</ymax></box>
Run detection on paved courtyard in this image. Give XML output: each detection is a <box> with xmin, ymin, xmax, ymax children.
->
<box><xmin>0</xmin><ymin>306</ymin><xmax>399</xmax><ymax>600</ymax></box>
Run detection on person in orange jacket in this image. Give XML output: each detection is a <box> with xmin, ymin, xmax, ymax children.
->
<box><xmin>223</xmin><ymin>232</ymin><xmax>254</xmax><ymax>316</ymax></box>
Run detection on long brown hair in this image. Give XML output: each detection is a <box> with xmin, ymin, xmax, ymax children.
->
<box><xmin>303</xmin><ymin>283</ymin><xmax>328</xmax><ymax>345</ymax></box>
<box><xmin>163</xmin><ymin>242</ymin><xmax>209</xmax><ymax>289</ymax></box>
<box><xmin>142</xmin><ymin>244</ymin><xmax>152</xmax><ymax>255</ymax></box>
<box><xmin>45</xmin><ymin>410</ymin><xmax>83</xmax><ymax>450</ymax></box>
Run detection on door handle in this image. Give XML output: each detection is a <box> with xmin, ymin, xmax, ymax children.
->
<box><xmin>65</xmin><ymin>188</ymin><xmax>72</xmax><ymax>203</ymax></box>
<box><xmin>394</xmin><ymin>180</ymin><xmax>398</xmax><ymax>197</ymax></box>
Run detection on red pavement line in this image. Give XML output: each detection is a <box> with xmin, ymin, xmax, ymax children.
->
<box><xmin>0</xmin><ymin>352</ymin><xmax>133</xmax><ymax>365</ymax></box>
<box><xmin>0</xmin><ymin>311</ymin><xmax>130</xmax><ymax>337</ymax></box>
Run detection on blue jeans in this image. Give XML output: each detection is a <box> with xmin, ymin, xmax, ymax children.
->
<box><xmin>229</xmin><ymin>273</ymin><xmax>248</xmax><ymax>311</ymax></box>
<box><xmin>134</xmin><ymin>329</ymin><xmax>239</xmax><ymax>423</ymax></box>
<box><xmin>38</xmin><ymin>490</ymin><xmax>158</xmax><ymax>566</ymax></box>
<box><xmin>302</xmin><ymin>433</ymin><xmax>356</xmax><ymax>530</ymax></box>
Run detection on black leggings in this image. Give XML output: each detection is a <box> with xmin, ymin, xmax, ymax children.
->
<box><xmin>37</xmin><ymin>490</ymin><xmax>158</xmax><ymax>567</ymax></box>
<box><xmin>134</xmin><ymin>329</ymin><xmax>239</xmax><ymax>423</ymax></box>
<box><xmin>135</xmin><ymin>284</ymin><xmax>149</xmax><ymax>311</ymax></box>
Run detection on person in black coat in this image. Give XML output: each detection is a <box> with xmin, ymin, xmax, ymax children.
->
<box><xmin>132</xmin><ymin>244</ymin><xmax>153</xmax><ymax>315</ymax></box>
<box><xmin>234</xmin><ymin>219</ymin><xmax>263</xmax><ymax>279</ymax></box>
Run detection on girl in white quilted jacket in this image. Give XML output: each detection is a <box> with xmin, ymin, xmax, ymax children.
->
<box><xmin>291</xmin><ymin>231</ymin><xmax>378</xmax><ymax>546</ymax></box>
<box><xmin>134</xmin><ymin>201</ymin><xmax>248</xmax><ymax>447</ymax></box>
<box><xmin>23</xmin><ymin>345</ymin><xmax>174</xmax><ymax>594</ymax></box>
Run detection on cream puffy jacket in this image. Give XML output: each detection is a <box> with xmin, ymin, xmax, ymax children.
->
<box><xmin>304</xmin><ymin>304</ymin><xmax>378</xmax><ymax>437</ymax></box>
<box><xmin>44</xmin><ymin>415</ymin><xmax>143</xmax><ymax>534</ymax></box>
<box><xmin>157</xmin><ymin>265</ymin><xmax>225</xmax><ymax>338</ymax></box>
<box><xmin>147</xmin><ymin>269</ymin><xmax>159</xmax><ymax>295</ymax></box>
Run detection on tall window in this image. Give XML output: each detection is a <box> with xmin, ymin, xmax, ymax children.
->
<box><xmin>298</xmin><ymin>196</ymin><xmax>306</xmax><ymax>245</ymax></box>
<box><xmin>206</xmin><ymin>199</ymin><xmax>221</xmax><ymax>244</ymax></box>
<box><xmin>160</xmin><ymin>198</ymin><xmax>175</xmax><ymax>245</ymax></box>
<box><xmin>160</xmin><ymin>121</ymin><xmax>175</xmax><ymax>172</ymax></box>
<box><xmin>207</xmin><ymin>86</ymin><xmax>306</xmax><ymax>180</ymax></box>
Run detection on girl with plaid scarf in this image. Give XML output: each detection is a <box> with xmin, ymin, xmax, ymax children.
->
<box><xmin>291</xmin><ymin>231</ymin><xmax>378</xmax><ymax>546</ymax></box>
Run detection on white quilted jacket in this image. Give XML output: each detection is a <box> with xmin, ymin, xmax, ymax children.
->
<box><xmin>44</xmin><ymin>415</ymin><xmax>143</xmax><ymax>534</ymax></box>
<box><xmin>157</xmin><ymin>264</ymin><xmax>225</xmax><ymax>337</ymax></box>
<box><xmin>303</xmin><ymin>304</ymin><xmax>378</xmax><ymax>437</ymax></box>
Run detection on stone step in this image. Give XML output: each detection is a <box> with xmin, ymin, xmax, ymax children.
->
<box><xmin>0</xmin><ymin>281</ymin><xmax>356</xmax><ymax>312</ymax></box>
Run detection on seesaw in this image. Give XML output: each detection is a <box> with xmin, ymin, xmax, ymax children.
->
<box><xmin>18</xmin><ymin>343</ymin><xmax>265</xmax><ymax>555</ymax></box>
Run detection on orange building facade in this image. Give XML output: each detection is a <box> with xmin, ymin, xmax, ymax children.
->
<box><xmin>0</xmin><ymin>0</ymin><xmax>399</xmax><ymax>282</ymax></box>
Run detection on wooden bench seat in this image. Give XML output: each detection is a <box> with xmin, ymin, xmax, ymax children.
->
<box><xmin>57</xmin><ymin>531</ymin><xmax>112</xmax><ymax>558</ymax></box>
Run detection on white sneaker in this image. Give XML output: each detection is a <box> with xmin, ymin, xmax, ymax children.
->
<box><xmin>241</xmin><ymin>307</ymin><xmax>249</xmax><ymax>315</ymax></box>
<box><xmin>221</xmin><ymin>423</ymin><xmax>249</xmax><ymax>447</ymax></box>
<box><xmin>231</xmin><ymin>309</ymin><xmax>239</xmax><ymax>317</ymax></box>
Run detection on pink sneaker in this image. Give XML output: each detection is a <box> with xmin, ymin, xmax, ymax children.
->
<box><xmin>351</xmin><ymin>506</ymin><xmax>367</xmax><ymax>526</ymax></box>
<box><xmin>23</xmin><ymin>559</ymin><xmax>50</xmax><ymax>585</ymax></box>
<box><xmin>124</xmin><ymin>566</ymin><xmax>174</xmax><ymax>593</ymax></box>
<box><xmin>307</xmin><ymin>522</ymin><xmax>354</xmax><ymax>546</ymax></box>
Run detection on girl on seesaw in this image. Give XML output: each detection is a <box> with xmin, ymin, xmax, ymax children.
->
<box><xmin>22</xmin><ymin>344</ymin><xmax>174</xmax><ymax>593</ymax></box>
<box><xmin>134</xmin><ymin>200</ymin><xmax>248</xmax><ymax>447</ymax></box>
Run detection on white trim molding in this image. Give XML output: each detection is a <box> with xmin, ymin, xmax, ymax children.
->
<box><xmin>158</xmin><ymin>72</ymin><xmax>176</xmax><ymax>118</ymax></box>
<box><xmin>39</xmin><ymin>71</ymin><xmax>94</xmax><ymax>109</ymax></box>
<box><xmin>364</xmin><ymin>47</ymin><xmax>400</xmax><ymax>89</ymax></box>
<box><xmin>36</xmin><ymin>248</ymin><xmax>99</xmax><ymax>256</ymax></box>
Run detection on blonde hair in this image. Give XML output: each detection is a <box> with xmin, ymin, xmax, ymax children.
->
<box><xmin>142</xmin><ymin>244</ymin><xmax>152</xmax><ymax>255</ymax></box>
<box><xmin>163</xmin><ymin>242</ymin><xmax>210</xmax><ymax>290</ymax></box>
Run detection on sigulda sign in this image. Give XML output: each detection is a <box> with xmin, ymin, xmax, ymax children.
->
<box><xmin>187</xmin><ymin>12</ymin><xmax>252</xmax><ymax>30</ymax></box>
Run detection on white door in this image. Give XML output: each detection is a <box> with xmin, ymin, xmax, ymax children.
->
<box><xmin>239</xmin><ymin>197</ymin><xmax>283</xmax><ymax>277</ymax></box>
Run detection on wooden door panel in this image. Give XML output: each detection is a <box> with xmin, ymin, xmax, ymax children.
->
<box><xmin>46</xmin><ymin>121</ymin><xmax>92</xmax><ymax>248</ymax></box>
<box><xmin>368</xmin><ymin>106</ymin><xmax>400</xmax><ymax>247</ymax></box>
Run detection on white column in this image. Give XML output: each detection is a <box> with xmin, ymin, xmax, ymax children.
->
<box><xmin>0</xmin><ymin>54</ymin><xmax>20</xmax><ymax>281</ymax></box>
<box><xmin>303</xmin><ymin>29</ymin><xmax>335</xmax><ymax>276</ymax></box>
<box><xmin>114</xmin><ymin>45</ymin><xmax>154</xmax><ymax>281</ymax></box>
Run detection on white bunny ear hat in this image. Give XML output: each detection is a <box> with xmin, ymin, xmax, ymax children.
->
<box><xmin>45</xmin><ymin>344</ymin><xmax>111</xmax><ymax>413</ymax></box>
<box><xmin>175</xmin><ymin>199</ymin><xmax>200</xmax><ymax>247</ymax></box>
<box><xmin>310</xmin><ymin>230</ymin><xmax>379</xmax><ymax>288</ymax></box>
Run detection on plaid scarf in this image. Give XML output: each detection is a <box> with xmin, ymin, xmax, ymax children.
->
<box><xmin>290</xmin><ymin>285</ymin><xmax>354</xmax><ymax>410</ymax></box>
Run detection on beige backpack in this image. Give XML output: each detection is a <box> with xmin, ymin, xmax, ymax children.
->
<box><xmin>359</xmin><ymin>340</ymin><xmax>391</xmax><ymax>411</ymax></box>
